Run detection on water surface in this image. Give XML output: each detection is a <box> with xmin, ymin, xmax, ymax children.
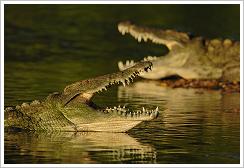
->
<box><xmin>4</xmin><ymin>4</ymin><xmax>240</xmax><ymax>164</ymax></box>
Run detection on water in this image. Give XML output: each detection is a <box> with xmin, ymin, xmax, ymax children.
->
<box><xmin>4</xmin><ymin>4</ymin><xmax>240</xmax><ymax>164</ymax></box>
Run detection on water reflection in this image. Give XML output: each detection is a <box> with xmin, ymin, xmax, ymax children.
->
<box><xmin>118</xmin><ymin>80</ymin><xmax>240</xmax><ymax>164</ymax></box>
<box><xmin>4</xmin><ymin>4</ymin><xmax>240</xmax><ymax>164</ymax></box>
<box><xmin>118</xmin><ymin>80</ymin><xmax>239</xmax><ymax>116</ymax></box>
<box><xmin>4</xmin><ymin>131</ymin><xmax>156</xmax><ymax>164</ymax></box>
<box><xmin>118</xmin><ymin>80</ymin><xmax>239</xmax><ymax>129</ymax></box>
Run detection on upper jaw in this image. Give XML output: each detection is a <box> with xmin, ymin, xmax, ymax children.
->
<box><xmin>84</xmin><ymin>61</ymin><xmax>152</xmax><ymax>94</ymax></box>
<box><xmin>118</xmin><ymin>21</ymin><xmax>167</xmax><ymax>45</ymax></box>
<box><xmin>118</xmin><ymin>21</ymin><xmax>189</xmax><ymax>50</ymax></box>
<box><xmin>62</xmin><ymin>61</ymin><xmax>152</xmax><ymax>106</ymax></box>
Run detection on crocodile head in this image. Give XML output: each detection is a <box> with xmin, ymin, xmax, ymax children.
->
<box><xmin>5</xmin><ymin>61</ymin><xmax>159</xmax><ymax>132</ymax></box>
<box><xmin>117</xmin><ymin>21</ymin><xmax>240</xmax><ymax>81</ymax></box>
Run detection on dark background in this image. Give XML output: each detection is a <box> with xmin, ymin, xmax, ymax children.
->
<box><xmin>4</xmin><ymin>4</ymin><xmax>240</xmax><ymax>164</ymax></box>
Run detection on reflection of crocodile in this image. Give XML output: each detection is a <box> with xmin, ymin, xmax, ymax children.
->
<box><xmin>4</xmin><ymin>61</ymin><xmax>159</xmax><ymax>132</ymax></box>
<box><xmin>4</xmin><ymin>131</ymin><xmax>156</xmax><ymax>163</ymax></box>
<box><xmin>118</xmin><ymin>21</ymin><xmax>240</xmax><ymax>81</ymax></box>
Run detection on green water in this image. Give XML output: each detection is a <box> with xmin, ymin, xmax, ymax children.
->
<box><xmin>4</xmin><ymin>4</ymin><xmax>240</xmax><ymax>164</ymax></box>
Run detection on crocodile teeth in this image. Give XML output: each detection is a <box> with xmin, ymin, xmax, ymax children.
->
<box><xmin>103</xmin><ymin>61</ymin><xmax>152</xmax><ymax>92</ymax></box>
<box><xmin>118</xmin><ymin>25</ymin><xmax>129</xmax><ymax>35</ymax></box>
<box><xmin>118</xmin><ymin>61</ymin><xmax>124</xmax><ymax>70</ymax></box>
<box><xmin>118</xmin><ymin>59</ymin><xmax>153</xmax><ymax>71</ymax></box>
<box><xmin>118</xmin><ymin>22</ymin><xmax>171</xmax><ymax>47</ymax></box>
<box><xmin>121</xmin><ymin>30</ymin><xmax>126</xmax><ymax>35</ymax></box>
<box><xmin>122</xmin><ymin>81</ymin><xmax>126</xmax><ymax>87</ymax></box>
<box><xmin>143</xmin><ymin>56</ymin><xmax>158</xmax><ymax>61</ymax></box>
<box><xmin>138</xmin><ymin>36</ymin><xmax>142</xmax><ymax>42</ymax></box>
<box><xmin>126</xmin><ymin>60</ymin><xmax>130</xmax><ymax>66</ymax></box>
<box><xmin>143</xmin><ymin>36</ymin><xmax>148</xmax><ymax>42</ymax></box>
<box><xmin>103</xmin><ymin>105</ymin><xmax>159</xmax><ymax>119</ymax></box>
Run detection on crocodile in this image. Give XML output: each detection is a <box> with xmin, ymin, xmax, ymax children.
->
<box><xmin>4</xmin><ymin>61</ymin><xmax>159</xmax><ymax>132</ymax></box>
<box><xmin>118</xmin><ymin>21</ymin><xmax>240</xmax><ymax>82</ymax></box>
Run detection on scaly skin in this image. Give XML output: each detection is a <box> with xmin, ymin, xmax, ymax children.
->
<box><xmin>5</xmin><ymin>61</ymin><xmax>159</xmax><ymax>132</ymax></box>
<box><xmin>118</xmin><ymin>21</ymin><xmax>240</xmax><ymax>81</ymax></box>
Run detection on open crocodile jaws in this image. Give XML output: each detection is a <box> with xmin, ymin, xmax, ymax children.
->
<box><xmin>4</xmin><ymin>61</ymin><xmax>159</xmax><ymax>132</ymax></box>
<box><xmin>118</xmin><ymin>21</ymin><xmax>240</xmax><ymax>81</ymax></box>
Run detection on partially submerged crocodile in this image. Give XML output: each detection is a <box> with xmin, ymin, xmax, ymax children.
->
<box><xmin>118</xmin><ymin>21</ymin><xmax>240</xmax><ymax>82</ymax></box>
<box><xmin>5</xmin><ymin>61</ymin><xmax>159</xmax><ymax>132</ymax></box>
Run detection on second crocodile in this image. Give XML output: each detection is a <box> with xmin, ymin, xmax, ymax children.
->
<box><xmin>118</xmin><ymin>21</ymin><xmax>240</xmax><ymax>82</ymax></box>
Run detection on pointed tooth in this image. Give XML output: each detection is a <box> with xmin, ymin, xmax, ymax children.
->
<box><xmin>126</xmin><ymin>60</ymin><xmax>130</xmax><ymax>66</ymax></box>
<box><xmin>138</xmin><ymin>36</ymin><xmax>141</xmax><ymax>42</ymax></box>
<box><xmin>118</xmin><ymin>61</ymin><xmax>125</xmax><ymax>70</ymax></box>
<box><xmin>142</xmin><ymin>107</ymin><xmax>145</xmax><ymax>112</ymax></box>
<box><xmin>126</xmin><ymin>80</ymin><xmax>130</xmax><ymax>85</ymax></box>
<box><xmin>143</xmin><ymin>36</ymin><xmax>147</xmax><ymax>42</ymax></box>
<box><xmin>122</xmin><ymin>81</ymin><xmax>126</xmax><ymax>87</ymax></box>
<box><xmin>118</xmin><ymin>110</ymin><xmax>122</xmax><ymax>115</ymax></box>
<box><xmin>155</xmin><ymin>107</ymin><xmax>159</xmax><ymax>112</ymax></box>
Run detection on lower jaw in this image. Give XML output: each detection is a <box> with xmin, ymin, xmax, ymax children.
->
<box><xmin>76</xmin><ymin>120</ymin><xmax>143</xmax><ymax>132</ymax></box>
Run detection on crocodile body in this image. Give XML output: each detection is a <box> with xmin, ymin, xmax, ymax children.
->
<box><xmin>118</xmin><ymin>21</ymin><xmax>240</xmax><ymax>81</ymax></box>
<box><xmin>5</xmin><ymin>61</ymin><xmax>159</xmax><ymax>132</ymax></box>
